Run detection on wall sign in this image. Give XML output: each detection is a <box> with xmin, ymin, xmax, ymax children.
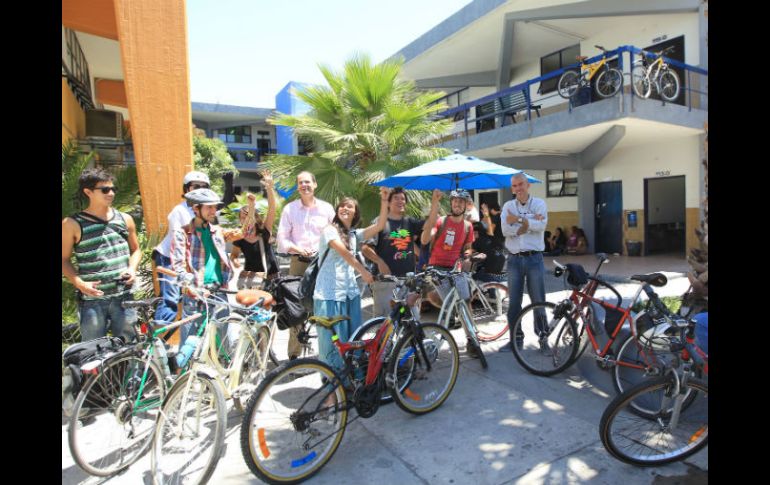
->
<box><xmin>655</xmin><ymin>170</ymin><xmax>671</xmax><ymax>177</ymax></box>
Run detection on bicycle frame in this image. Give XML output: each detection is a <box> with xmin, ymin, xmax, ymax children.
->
<box><xmin>581</xmin><ymin>55</ymin><xmax>610</xmax><ymax>82</ymax></box>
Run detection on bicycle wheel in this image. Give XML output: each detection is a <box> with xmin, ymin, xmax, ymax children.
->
<box><xmin>68</xmin><ymin>355</ymin><xmax>164</xmax><ymax>477</ymax></box>
<box><xmin>557</xmin><ymin>70</ymin><xmax>581</xmax><ymax>99</ymax></box>
<box><xmin>389</xmin><ymin>323</ymin><xmax>460</xmax><ymax>415</ymax></box>
<box><xmin>658</xmin><ymin>69</ymin><xmax>680</xmax><ymax>102</ymax></box>
<box><xmin>510</xmin><ymin>302</ymin><xmax>579</xmax><ymax>376</ymax></box>
<box><xmin>240</xmin><ymin>358</ymin><xmax>348</xmax><ymax>484</ymax></box>
<box><xmin>600</xmin><ymin>376</ymin><xmax>708</xmax><ymax>466</ymax></box>
<box><xmin>233</xmin><ymin>325</ymin><xmax>273</xmax><ymax>412</ymax></box>
<box><xmin>612</xmin><ymin>334</ymin><xmax>699</xmax><ymax>419</ymax></box>
<box><xmin>151</xmin><ymin>372</ymin><xmax>227</xmax><ymax>485</ymax></box>
<box><xmin>595</xmin><ymin>68</ymin><xmax>623</xmax><ymax>98</ymax></box>
<box><xmin>457</xmin><ymin>300</ymin><xmax>487</xmax><ymax>369</ymax></box>
<box><xmin>474</xmin><ymin>282</ymin><xmax>509</xmax><ymax>342</ymax></box>
<box><xmin>631</xmin><ymin>64</ymin><xmax>651</xmax><ymax>98</ymax></box>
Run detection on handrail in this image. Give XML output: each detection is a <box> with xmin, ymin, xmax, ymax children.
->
<box><xmin>62</xmin><ymin>28</ymin><xmax>94</xmax><ymax>110</ymax></box>
<box><xmin>437</xmin><ymin>44</ymin><xmax>707</xmax><ymax>123</ymax></box>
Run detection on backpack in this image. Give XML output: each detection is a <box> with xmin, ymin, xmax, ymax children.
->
<box><xmin>298</xmin><ymin>247</ymin><xmax>331</xmax><ymax>313</ymax></box>
<box><xmin>421</xmin><ymin>216</ymin><xmax>471</xmax><ymax>268</ymax></box>
<box><xmin>266</xmin><ymin>276</ymin><xmax>309</xmax><ymax>330</ymax></box>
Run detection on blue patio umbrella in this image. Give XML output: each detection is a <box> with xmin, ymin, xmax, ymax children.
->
<box><xmin>371</xmin><ymin>150</ymin><xmax>541</xmax><ymax>190</ymax></box>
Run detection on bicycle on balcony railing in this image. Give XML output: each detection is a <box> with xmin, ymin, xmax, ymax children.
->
<box><xmin>557</xmin><ymin>45</ymin><xmax>623</xmax><ymax>100</ymax></box>
<box><xmin>631</xmin><ymin>46</ymin><xmax>681</xmax><ymax>103</ymax></box>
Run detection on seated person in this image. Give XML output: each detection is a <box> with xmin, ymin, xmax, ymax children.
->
<box><xmin>472</xmin><ymin>222</ymin><xmax>506</xmax><ymax>282</ymax></box>
<box><xmin>549</xmin><ymin>226</ymin><xmax>567</xmax><ymax>255</ymax></box>
<box><xmin>566</xmin><ymin>226</ymin><xmax>589</xmax><ymax>255</ymax></box>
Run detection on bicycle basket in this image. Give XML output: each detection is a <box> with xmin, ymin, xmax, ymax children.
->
<box><xmin>565</xmin><ymin>264</ymin><xmax>589</xmax><ymax>287</ymax></box>
<box><xmin>452</xmin><ymin>273</ymin><xmax>472</xmax><ymax>301</ymax></box>
<box><xmin>603</xmin><ymin>306</ymin><xmax>625</xmax><ymax>335</ymax></box>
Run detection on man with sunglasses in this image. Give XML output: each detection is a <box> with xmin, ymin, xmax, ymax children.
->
<box><xmin>152</xmin><ymin>171</ymin><xmax>211</xmax><ymax>323</ymax></box>
<box><xmin>62</xmin><ymin>168</ymin><xmax>141</xmax><ymax>341</ymax></box>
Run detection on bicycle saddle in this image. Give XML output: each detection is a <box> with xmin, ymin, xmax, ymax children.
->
<box><xmin>308</xmin><ymin>315</ymin><xmax>351</xmax><ymax>329</ymax></box>
<box><xmin>235</xmin><ymin>288</ymin><xmax>274</xmax><ymax>308</ymax></box>
<box><xmin>630</xmin><ymin>273</ymin><xmax>668</xmax><ymax>287</ymax></box>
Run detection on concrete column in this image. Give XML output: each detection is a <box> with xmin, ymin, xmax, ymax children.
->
<box><xmin>577</xmin><ymin>168</ymin><xmax>595</xmax><ymax>249</ymax></box>
<box><xmin>113</xmin><ymin>0</ymin><xmax>193</xmax><ymax>236</ymax></box>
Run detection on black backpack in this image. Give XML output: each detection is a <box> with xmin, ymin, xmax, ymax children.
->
<box><xmin>267</xmin><ymin>276</ymin><xmax>309</xmax><ymax>331</ymax></box>
<box><xmin>62</xmin><ymin>336</ymin><xmax>128</xmax><ymax>412</ymax></box>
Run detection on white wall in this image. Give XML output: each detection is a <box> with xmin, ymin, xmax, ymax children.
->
<box><xmin>593</xmin><ymin>136</ymin><xmax>700</xmax><ymax>209</ymax></box>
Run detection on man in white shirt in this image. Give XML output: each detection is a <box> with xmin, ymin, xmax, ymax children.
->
<box><xmin>276</xmin><ymin>171</ymin><xmax>335</xmax><ymax>359</ymax></box>
<box><xmin>499</xmin><ymin>173</ymin><xmax>548</xmax><ymax>352</ymax></box>
<box><xmin>153</xmin><ymin>171</ymin><xmax>211</xmax><ymax>323</ymax></box>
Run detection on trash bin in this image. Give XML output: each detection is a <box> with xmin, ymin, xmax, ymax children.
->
<box><xmin>626</xmin><ymin>240</ymin><xmax>642</xmax><ymax>256</ymax></box>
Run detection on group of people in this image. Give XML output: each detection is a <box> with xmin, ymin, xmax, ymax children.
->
<box><xmin>62</xmin><ymin>166</ymin><xmax>578</xmax><ymax>377</ymax></box>
<box><xmin>544</xmin><ymin>225</ymin><xmax>589</xmax><ymax>255</ymax></box>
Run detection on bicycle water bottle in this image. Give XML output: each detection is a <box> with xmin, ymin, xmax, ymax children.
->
<box><xmin>175</xmin><ymin>336</ymin><xmax>200</xmax><ymax>368</ymax></box>
<box><xmin>153</xmin><ymin>339</ymin><xmax>172</xmax><ymax>377</ymax></box>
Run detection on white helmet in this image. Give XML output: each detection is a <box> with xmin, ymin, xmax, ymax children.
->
<box><xmin>183</xmin><ymin>171</ymin><xmax>210</xmax><ymax>186</ymax></box>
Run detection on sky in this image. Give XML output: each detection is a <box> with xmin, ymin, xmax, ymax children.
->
<box><xmin>187</xmin><ymin>0</ymin><xmax>471</xmax><ymax>108</ymax></box>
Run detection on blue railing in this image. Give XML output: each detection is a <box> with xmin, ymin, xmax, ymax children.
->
<box><xmin>436</xmin><ymin>44</ymin><xmax>707</xmax><ymax>144</ymax></box>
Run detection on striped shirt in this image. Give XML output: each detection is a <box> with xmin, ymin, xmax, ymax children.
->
<box><xmin>72</xmin><ymin>210</ymin><xmax>132</xmax><ymax>300</ymax></box>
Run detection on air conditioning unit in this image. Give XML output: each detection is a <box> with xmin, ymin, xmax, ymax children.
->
<box><xmin>85</xmin><ymin>109</ymin><xmax>123</xmax><ymax>140</ymax></box>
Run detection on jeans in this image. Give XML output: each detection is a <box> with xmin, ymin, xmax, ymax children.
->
<box><xmin>473</xmin><ymin>271</ymin><xmax>507</xmax><ymax>283</ymax></box>
<box><xmin>153</xmin><ymin>252</ymin><xmax>180</xmax><ymax>323</ymax></box>
<box><xmin>314</xmin><ymin>296</ymin><xmax>362</xmax><ymax>375</ymax></box>
<box><xmin>80</xmin><ymin>294</ymin><xmax>137</xmax><ymax>342</ymax></box>
<box><xmin>506</xmin><ymin>252</ymin><xmax>547</xmax><ymax>342</ymax></box>
<box><xmin>179</xmin><ymin>292</ymin><xmax>230</xmax><ymax>350</ymax></box>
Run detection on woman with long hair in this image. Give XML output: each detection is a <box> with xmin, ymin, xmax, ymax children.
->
<box><xmin>314</xmin><ymin>189</ymin><xmax>390</xmax><ymax>375</ymax></box>
<box><xmin>229</xmin><ymin>171</ymin><xmax>279</xmax><ymax>288</ymax></box>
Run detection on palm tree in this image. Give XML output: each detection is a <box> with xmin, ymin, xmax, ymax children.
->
<box><xmin>262</xmin><ymin>53</ymin><xmax>453</xmax><ymax>222</ymax></box>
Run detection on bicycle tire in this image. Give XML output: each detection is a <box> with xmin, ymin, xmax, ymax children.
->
<box><xmin>600</xmin><ymin>376</ymin><xmax>708</xmax><ymax>466</ymax></box>
<box><xmin>240</xmin><ymin>358</ymin><xmax>348</xmax><ymax>485</ymax></box>
<box><xmin>572</xmin><ymin>301</ymin><xmax>597</xmax><ymax>360</ymax></box>
<box><xmin>389</xmin><ymin>323</ymin><xmax>460</xmax><ymax>415</ymax></box>
<box><xmin>594</xmin><ymin>68</ymin><xmax>623</xmax><ymax>98</ymax></box>
<box><xmin>658</xmin><ymin>69</ymin><xmax>680</xmax><ymax>102</ymax></box>
<box><xmin>68</xmin><ymin>355</ymin><xmax>165</xmax><ymax>477</ymax></box>
<box><xmin>612</xmin><ymin>333</ymin><xmax>699</xmax><ymax>419</ymax></box>
<box><xmin>457</xmin><ymin>299</ymin><xmax>487</xmax><ymax>369</ymax></box>
<box><xmin>474</xmin><ymin>282</ymin><xmax>510</xmax><ymax>342</ymax></box>
<box><xmin>233</xmin><ymin>325</ymin><xmax>273</xmax><ymax>412</ymax></box>
<box><xmin>510</xmin><ymin>302</ymin><xmax>579</xmax><ymax>376</ymax></box>
<box><xmin>151</xmin><ymin>371</ymin><xmax>227</xmax><ymax>485</ymax></box>
<box><xmin>557</xmin><ymin>70</ymin><xmax>581</xmax><ymax>99</ymax></box>
<box><xmin>631</xmin><ymin>64</ymin><xmax>651</xmax><ymax>98</ymax></box>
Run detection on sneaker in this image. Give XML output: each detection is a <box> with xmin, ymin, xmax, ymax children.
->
<box><xmin>466</xmin><ymin>339</ymin><xmax>480</xmax><ymax>358</ymax></box>
<box><xmin>289</xmin><ymin>355</ymin><xmax>299</xmax><ymax>361</ymax></box>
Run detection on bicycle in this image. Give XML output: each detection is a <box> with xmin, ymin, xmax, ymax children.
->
<box><xmin>557</xmin><ymin>45</ymin><xmax>623</xmax><ymax>100</ymax></box>
<box><xmin>67</xmin><ymin>296</ymin><xmax>202</xmax><ymax>477</ymax></box>
<box><xmin>631</xmin><ymin>46</ymin><xmax>681</xmax><ymax>102</ymax></box>
<box><xmin>599</xmin><ymin>318</ymin><xmax>708</xmax><ymax>466</ymax></box>
<box><xmin>239</xmin><ymin>271</ymin><xmax>460</xmax><ymax>484</ymax></box>
<box><xmin>151</xmin><ymin>267</ymin><xmax>278</xmax><ymax>484</ymax></box>
<box><xmin>510</xmin><ymin>265</ymin><xmax>690</xmax><ymax>417</ymax></box>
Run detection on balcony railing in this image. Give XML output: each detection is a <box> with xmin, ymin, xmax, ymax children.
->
<box><xmin>434</xmin><ymin>45</ymin><xmax>708</xmax><ymax>146</ymax></box>
<box><xmin>229</xmin><ymin>147</ymin><xmax>277</xmax><ymax>163</ymax></box>
<box><xmin>62</xmin><ymin>28</ymin><xmax>94</xmax><ymax>110</ymax></box>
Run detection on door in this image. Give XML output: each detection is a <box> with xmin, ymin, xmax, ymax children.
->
<box><xmin>594</xmin><ymin>181</ymin><xmax>623</xmax><ymax>254</ymax></box>
<box><xmin>644</xmin><ymin>176</ymin><xmax>686</xmax><ymax>255</ymax></box>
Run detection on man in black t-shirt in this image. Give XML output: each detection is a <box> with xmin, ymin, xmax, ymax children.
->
<box><xmin>362</xmin><ymin>187</ymin><xmax>424</xmax><ymax>317</ymax></box>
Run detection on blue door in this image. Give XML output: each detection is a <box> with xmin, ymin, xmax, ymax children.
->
<box><xmin>594</xmin><ymin>181</ymin><xmax>623</xmax><ymax>254</ymax></box>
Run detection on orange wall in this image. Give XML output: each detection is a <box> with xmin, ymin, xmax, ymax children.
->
<box><xmin>62</xmin><ymin>78</ymin><xmax>86</xmax><ymax>144</ymax></box>
<box><xmin>114</xmin><ymin>0</ymin><xmax>193</xmax><ymax>236</ymax></box>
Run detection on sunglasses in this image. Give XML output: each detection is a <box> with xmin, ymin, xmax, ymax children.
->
<box><xmin>93</xmin><ymin>186</ymin><xmax>118</xmax><ymax>194</ymax></box>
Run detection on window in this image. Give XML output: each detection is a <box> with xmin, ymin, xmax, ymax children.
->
<box><xmin>217</xmin><ymin>125</ymin><xmax>252</xmax><ymax>144</ymax></box>
<box><xmin>298</xmin><ymin>136</ymin><xmax>314</xmax><ymax>156</ymax></box>
<box><xmin>539</xmin><ymin>44</ymin><xmax>581</xmax><ymax>95</ymax></box>
<box><xmin>547</xmin><ymin>170</ymin><xmax>578</xmax><ymax>197</ymax></box>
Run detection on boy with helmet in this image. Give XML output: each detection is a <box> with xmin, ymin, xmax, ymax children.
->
<box><xmin>153</xmin><ymin>171</ymin><xmax>211</xmax><ymax>323</ymax></box>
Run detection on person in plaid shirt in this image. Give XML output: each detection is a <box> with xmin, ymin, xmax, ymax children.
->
<box><xmin>170</xmin><ymin>187</ymin><xmax>245</xmax><ymax>347</ymax></box>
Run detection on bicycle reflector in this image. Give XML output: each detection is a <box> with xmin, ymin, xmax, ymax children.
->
<box><xmin>80</xmin><ymin>360</ymin><xmax>102</xmax><ymax>376</ymax></box>
<box><xmin>140</xmin><ymin>323</ymin><xmax>149</xmax><ymax>335</ymax></box>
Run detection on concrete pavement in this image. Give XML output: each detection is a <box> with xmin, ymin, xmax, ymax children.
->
<box><xmin>62</xmin><ymin>253</ymin><xmax>706</xmax><ymax>484</ymax></box>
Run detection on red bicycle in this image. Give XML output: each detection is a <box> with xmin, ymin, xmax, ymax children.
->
<box><xmin>239</xmin><ymin>272</ymin><xmax>460</xmax><ymax>484</ymax></box>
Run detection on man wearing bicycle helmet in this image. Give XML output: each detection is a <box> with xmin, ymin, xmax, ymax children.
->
<box><xmin>170</xmin><ymin>187</ymin><xmax>239</xmax><ymax>347</ymax></box>
<box><xmin>500</xmin><ymin>172</ymin><xmax>548</xmax><ymax>352</ymax></box>
<box><xmin>152</xmin><ymin>171</ymin><xmax>211</xmax><ymax>323</ymax></box>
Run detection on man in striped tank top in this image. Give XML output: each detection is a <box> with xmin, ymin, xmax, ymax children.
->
<box><xmin>62</xmin><ymin>168</ymin><xmax>142</xmax><ymax>341</ymax></box>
